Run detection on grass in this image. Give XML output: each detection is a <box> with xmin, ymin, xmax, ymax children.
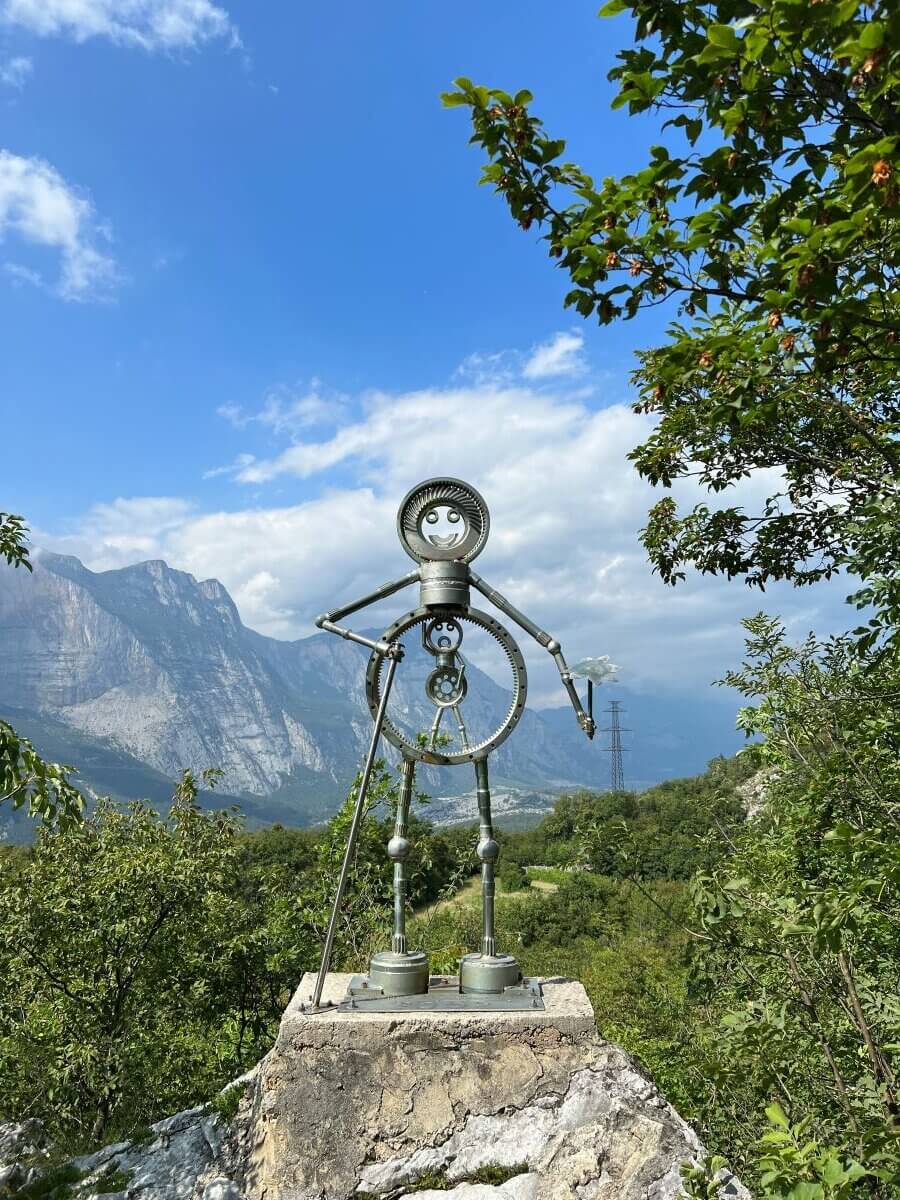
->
<box><xmin>93</xmin><ymin>1165</ymin><xmax>133</xmax><ymax>1196</ymax></box>
<box><xmin>525</xmin><ymin>866</ymin><xmax>570</xmax><ymax>887</ymax></box>
<box><xmin>210</xmin><ymin>1083</ymin><xmax>245</xmax><ymax>1123</ymax></box>
<box><xmin>406</xmin><ymin>1163</ymin><xmax>529</xmax><ymax>1192</ymax></box>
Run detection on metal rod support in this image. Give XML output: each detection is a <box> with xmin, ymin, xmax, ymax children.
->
<box><xmin>312</xmin><ymin>652</ymin><xmax>400</xmax><ymax>1009</ymax></box>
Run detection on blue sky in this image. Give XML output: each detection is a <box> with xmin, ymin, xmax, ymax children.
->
<box><xmin>0</xmin><ymin>1</ymin><xmax>849</xmax><ymax>707</ymax></box>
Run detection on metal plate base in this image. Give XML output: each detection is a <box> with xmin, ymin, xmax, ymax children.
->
<box><xmin>338</xmin><ymin>974</ymin><xmax>544</xmax><ymax>1012</ymax></box>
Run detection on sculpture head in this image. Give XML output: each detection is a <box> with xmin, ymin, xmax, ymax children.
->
<box><xmin>397</xmin><ymin>478</ymin><xmax>490</xmax><ymax>563</ymax></box>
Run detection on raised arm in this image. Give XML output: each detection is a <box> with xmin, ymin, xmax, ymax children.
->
<box><xmin>468</xmin><ymin>570</ymin><xmax>595</xmax><ymax>739</ymax></box>
<box><xmin>316</xmin><ymin>569</ymin><xmax>420</xmax><ymax>657</ymax></box>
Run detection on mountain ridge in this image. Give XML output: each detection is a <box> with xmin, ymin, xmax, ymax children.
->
<box><xmin>0</xmin><ymin>552</ymin><xmax>742</xmax><ymax>831</ymax></box>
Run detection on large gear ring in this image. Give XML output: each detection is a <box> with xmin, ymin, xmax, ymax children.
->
<box><xmin>367</xmin><ymin>607</ymin><xmax>527</xmax><ymax>765</ymax></box>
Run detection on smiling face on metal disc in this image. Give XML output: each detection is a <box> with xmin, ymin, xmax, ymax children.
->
<box><xmin>396</xmin><ymin>478</ymin><xmax>490</xmax><ymax>563</ymax></box>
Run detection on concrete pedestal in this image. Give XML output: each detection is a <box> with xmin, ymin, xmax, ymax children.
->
<box><xmin>236</xmin><ymin>973</ymin><xmax>743</xmax><ymax>1200</ymax></box>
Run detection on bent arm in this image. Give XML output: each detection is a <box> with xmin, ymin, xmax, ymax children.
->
<box><xmin>316</xmin><ymin>569</ymin><xmax>420</xmax><ymax>657</ymax></box>
<box><xmin>469</xmin><ymin>570</ymin><xmax>595</xmax><ymax>738</ymax></box>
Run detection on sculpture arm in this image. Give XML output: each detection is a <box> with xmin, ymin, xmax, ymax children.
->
<box><xmin>469</xmin><ymin>570</ymin><xmax>595</xmax><ymax>739</ymax></box>
<box><xmin>316</xmin><ymin>569</ymin><xmax>420</xmax><ymax>657</ymax></box>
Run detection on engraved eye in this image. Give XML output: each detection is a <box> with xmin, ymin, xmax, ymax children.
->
<box><xmin>425</xmin><ymin>510</ymin><xmax>439</xmax><ymax>524</ymax></box>
<box><xmin>448</xmin><ymin>509</ymin><xmax>461</xmax><ymax>523</ymax></box>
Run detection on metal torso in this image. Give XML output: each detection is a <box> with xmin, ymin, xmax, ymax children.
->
<box><xmin>365</xmin><ymin>589</ymin><xmax>528</xmax><ymax>766</ymax></box>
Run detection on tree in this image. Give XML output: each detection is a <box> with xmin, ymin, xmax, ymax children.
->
<box><xmin>0</xmin><ymin>513</ymin><xmax>84</xmax><ymax>827</ymax></box>
<box><xmin>687</xmin><ymin>617</ymin><xmax>900</xmax><ymax>1194</ymax></box>
<box><xmin>442</xmin><ymin>0</ymin><xmax>900</xmax><ymax>644</ymax></box>
<box><xmin>0</xmin><ymin>762</ymin><xmax>472</xmax><ymax>1152</ymax></box>
<box><xmin>0</xmin><ymin>782</ymin><xmax>249</xmax><ymax>1146</ymax></box>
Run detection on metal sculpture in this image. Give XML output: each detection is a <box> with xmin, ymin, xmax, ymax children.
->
<box><xmin>312</xmin><ymin>478</ymin><xmax>606</xmax><ymax>1005</ymax></box>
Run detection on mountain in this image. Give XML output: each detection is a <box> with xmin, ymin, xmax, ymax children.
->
<box><xmin>0</xmin><ymin>553</ymin><xmax>743</xmax><ymax>833</ymax></box>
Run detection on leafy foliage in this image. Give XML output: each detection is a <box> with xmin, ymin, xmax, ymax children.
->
<box><xmin>0</xmin><ymin>721</ymin><xmax>85</xmax><ymax>829</ymax></box>
<box><xmin>0</xmin><ymin>511</ymin><xmax>85</xmax><ymax>829</ymax></box>
<box><xmin>0</xmin><ymin>514</ymin><xmax>32</xmax><ymax>571</ymax></box>
<box><xmin>0</xmin><ymin>762</ymin><xmax>472</xmax><ymax>1151</ymax></box>
<box><xmin>502</xmin><ymin>755</ymin><xmax>752</xmax><ymax>880</ymax></box>
<box><xmin>686</xmin><ymin>617</ymin><xmax>900</xmax><ymax>1193</ymax></box>
<box><xmin>442</xmin><ymin>0</ymin><xmax>900</xmax><ymax>643</ymax></box>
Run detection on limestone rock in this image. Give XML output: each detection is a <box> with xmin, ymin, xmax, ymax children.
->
<box><xmin>234</xmin><ymin>974</ymin><xmax>746</xmax><ymax>1200</ymax></box>
<box><xmin>0</xmin><ymin>979</ymin><xmax>746</xmax><ymax>1200</ymax></box>
<box><xmin>0</xmin><ymin>1097</ymin><xmax>246</xmax><ymax>1200</ymax></box>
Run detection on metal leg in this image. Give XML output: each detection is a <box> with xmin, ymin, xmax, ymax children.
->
<box><xmin>390</xmin><ymin>758</ymin><xmax>415</xmax><ymax>953</ymax></box>
<box><xmin>475</xmin><ymin>757</ymin><xmax>498</xmax><ymax>955</ymax></box>
<box><xmin>459</xmin><ymin>755</ymin><xmax>521</xmax><ymax>994</ymax></box>
<box><xmin>312</xmin><ymin>653</ymin><xmax>400</xmax><ymax>1009</ymax></box>
<box><xmin>367</xmin><ymin>757</ymin><xmax>429</xmax><ymax>998</ymax></box>
<box><xmin>428</xmin><ymin>705</ymin><xmax>444</xmax><ymax>750</ymax></box>
<box><xmin>451</xmin><ymin>703</ymin><xmax>470</xmax><ymax>750</ymax></box>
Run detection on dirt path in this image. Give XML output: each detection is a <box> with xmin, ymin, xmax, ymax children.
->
<box><xmin>418</xmin><ymin>874</ymin><xmax>481</xmax><ymax>917</ymax></box>
<box><xmin>418</xmin><ymin>871</ymin><xmax>558</xmax><ymax>920</ymax></box>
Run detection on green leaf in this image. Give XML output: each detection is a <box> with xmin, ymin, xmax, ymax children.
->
<box><xmin>765</xmin><ymin>1101</ymin><xmax>790</xmax><ymax>1129</ymax></box>
<box><xmin>707</xmin><ymin>23</ymin><xmax>739</xmax><ymax>51</ymax></box>
<box><xmin>858</xmin><ymin>22</ymin><xmax>885</xmax><ymax>50</ymax></box>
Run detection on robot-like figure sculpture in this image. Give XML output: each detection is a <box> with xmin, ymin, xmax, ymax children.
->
<box><xmin>313</xmin><ymin>478</ymin><xmax>604</xmax><ymax>1002</ymax></box>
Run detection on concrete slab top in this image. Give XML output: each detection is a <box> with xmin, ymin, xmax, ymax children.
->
<box><xmin>279</xmin><ymin>974</ymin><xmax>597</xmax><ymax>1043</ymax></box>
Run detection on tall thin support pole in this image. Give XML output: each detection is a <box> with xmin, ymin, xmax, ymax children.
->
<box><xmin>601</xmin><ymin>700</ymin><xmax>630</xmax><ymax>792</ymax></box>
<box><xmin>312</xmin><ymin>652</ymin><xmax>400</xmax><ymax>1009</ymax></box>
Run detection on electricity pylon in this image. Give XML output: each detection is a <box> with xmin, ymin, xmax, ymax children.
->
<box><xmin>601</xmin><ymin>700</ymin><xmax>629</xmax><ymax>792</ymax></box>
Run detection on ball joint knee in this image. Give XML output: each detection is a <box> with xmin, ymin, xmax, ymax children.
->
<box><xmin>477</xmin><ymin>837</ymin><xmax>499</xmax><ymax>864</ymax></box>
<box><xmin>388</xmin><ymin>835</ymin><xmax>411</xmax><ymax>862</ymax></box>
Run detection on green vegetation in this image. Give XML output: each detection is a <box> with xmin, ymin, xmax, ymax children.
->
<box><xmin>0</xmin><ymin>761</ymin><xmax>475</xmax><ymax>1152</ymax></box>
<box><xmin>2</xmin><ymin>622</ymin><xmax>897</xmax><ymax>1195</ymax></box>
<box><xmin>92</xmin><ymin>1166</ymin><xmax>133</xmax><ymax>1196</ymax></box>
<box><xmin>4</xmin><ymin>7</ymin><xmax>899</xmax><ymax>1186</ymax></box>
<box><xmin>404</xmin><ymin>1163</ymin><xmax>529</xmax><ymax>1192</ymax></box>
<box><xmin>210</xmin><ymin>1084</ymin><xmax>246</xmax><ymax>1124</ymax></box>
<box><xmin>6</xmin><ymin>1165</ymin><xmax>84</xmax><ymax>1200</ymax></box>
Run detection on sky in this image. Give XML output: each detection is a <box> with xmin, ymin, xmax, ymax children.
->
<box><xmin>0</xmin><ymin>0</ymin><xmax>851</xmax><ymax>710</ymax></box>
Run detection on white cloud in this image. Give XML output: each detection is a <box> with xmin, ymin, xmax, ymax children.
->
<box><xmin>0</xmin><ymin>0</ymin><xmax>238</xmax><ymax>51</ymax></box>
<box><xmin>0</xmin><ymin>53</ymin><xmax>31</xmax><ymax>86</ymax></box>
<box><xmin>217</xmin><ymin>382</ymin><xmax>345</xmax><ymax>438</ymax></box>
<box><xmin>0</xmin><ymin>150</ymin><xmax>118</xmax><ymax>300</ymax></box>
<box><xmin>523</xmin><ymin>331</ymin><xmax>586</xmax><ymax>380</ymax></box>
<box><xmin>37</xmin><ymin>364</ymin><xmax>849</xmax><ymax>702</ymax></box>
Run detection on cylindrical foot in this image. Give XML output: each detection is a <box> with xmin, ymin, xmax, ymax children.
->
<box><xmin>368</xmin><ymin>950</ymin><xmax>430</xmax><ymax>997</ymax></box>
<box><xmin>459</xmin><ymin>952</ymin><xmax>521</xmax><ymax>995</ymax></box>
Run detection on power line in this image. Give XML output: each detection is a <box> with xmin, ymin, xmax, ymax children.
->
<box><xmin>600</xmin><ymin>700</ymin><xmax>630</xmax><ymax>792</ymax></box>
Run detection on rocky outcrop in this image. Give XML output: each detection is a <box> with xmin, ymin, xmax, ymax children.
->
<box><xmin>736</xmin><ymin>768</ymin><xmax>776</xmax><ymax>820</ymax></box>
<box><xmin>0</xmin><ymin>979</ymin><xmax>745</xmax><ymax>1200</ymax></box>
<box><xmin>0</xmin><ymin>1089</ymin><xmax>247</xmax><ymax>1200</ymax></box>
<box><xmin>234</xmin><ymin>974</ymin><xmax>745</xmax><ymax>1200</ymax></box>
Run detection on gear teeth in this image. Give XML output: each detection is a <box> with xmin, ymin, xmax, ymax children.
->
<box><xmin>368</xmin><ymin>610</ymin><xmax>525</xmax><ymax>765</ymax></box>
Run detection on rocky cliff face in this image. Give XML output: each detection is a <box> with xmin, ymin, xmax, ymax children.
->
<box><xmin>0</xmin><ymin>552</ymin><xmax>743</xmax><ymax>828</ymax></box>
<box><xmin>0</xmin><ymin>554</ymin><xmax>603</xmax><ymax>824</ymax></box>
